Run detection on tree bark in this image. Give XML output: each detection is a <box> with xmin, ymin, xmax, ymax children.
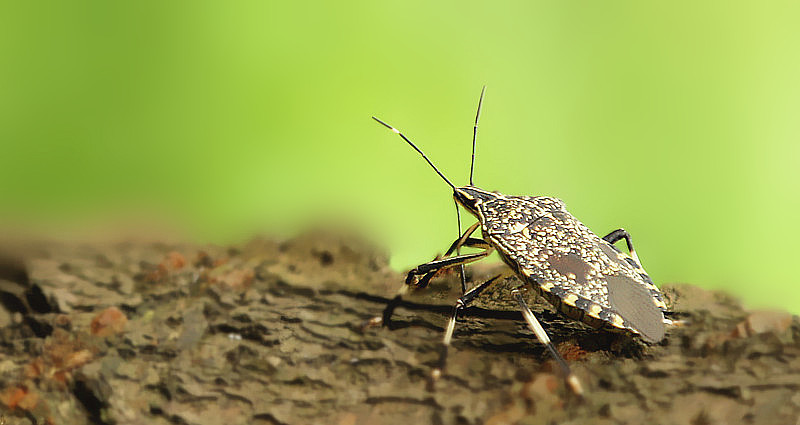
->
<box><xmin>0</xmin><ymin>230</ymin><xmax>798</xmax><ymax>425</ymax></box>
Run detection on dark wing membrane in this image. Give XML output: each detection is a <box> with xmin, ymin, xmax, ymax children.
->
<box><xmin>480</xmin><ymin>197</ymin><xmax>665</xmax><ymax>341</ymax></box>
<box><xmin>590</xmin><ymin>233</ymin><xmax>666</xmax><ymax>342</ymax></box>
<box><xmin>597</xmin><ymin>239</ymin><xmax>668</xmax><ymax>313</ymax></box>
<box><xmin>606</xmin><ymin>275</ymin><xmax>665</xmax><ymax>342</ymax></box>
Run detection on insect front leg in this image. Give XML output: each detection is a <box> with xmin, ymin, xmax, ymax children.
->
<box><xmin>368</xmin><ymin>223</ymin><xmax>489</xmax><ymax>330</ymax></box>
<box><xmin>405</xmin><ymin>239</ymin><xmax>493</xmax><ymax>288</ymax></box>
<box><xmin>512</xmin><ymin>289</ymin><xmax>584</xmax><ymax>397</ymax></box>
<box><xmin>378</xmin><ymin>246</ymin><xmax>494</xmax><ymax>329</ymax></box>
<box><xmin>404</xmin><ymin>219</ymin><xmax>486</xmax><ymax>290</ymax></box>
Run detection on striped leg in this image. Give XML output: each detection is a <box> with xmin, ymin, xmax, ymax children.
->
<box><xmin>369</xmin><ymin>222</ymin><xmax>491</xmax><ymax>329</ymax></box>
<box><xmin>602</xmin><ymin>228</ymin><xmax>641</xmax><ymax>266</ymax></box>
<box><xmin>406</xmin><ymin>242</ymin><xmax>493</xmax><ymax>288</ymax></box>
<box><xmin>511</xmin><ymin>289</ymin><xmax>584</xmax><ymax>397</ymax></box>
<box><xmin>409</xmin><ymin>221</ymin><xmax>487</xmax><ymax>289</ymax></box>
<box><xmin>376</xmin><ymin>247</ymin><xmax>494</xmax><ymax>329</ymax></box>
<box><xmin>432</xmin><ymin>274</ymin><xmax>504</xmax><ymax>380</ymax></box>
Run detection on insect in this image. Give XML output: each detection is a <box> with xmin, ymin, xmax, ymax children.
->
<box><xmin>371</xmin><ymin>87</ymin><xmax>669</xmax><ymax>396</ymax></box>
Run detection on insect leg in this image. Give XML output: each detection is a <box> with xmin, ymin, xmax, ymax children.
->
<box><xmin>375</xmin><ymin>246</ymin><xmax>495</xmax><ymax>329</ymax></box>
<box><xmin>602</xmin><ymin>228</ymin><xmax>642</xmax><ymax>266</ymax></box>
<box><xmin>511</xmin><ymin>289</ymin><xmax>584</xmax><ymax>397</ymax></box>
<box><xmin>444</xmin><ymin>221</ymin><xmax>481</xmax><ymax>257</ymax></box>
<box><xmin>407</xmin><ymin>241</ymin><xmax>492</xmax><ymax>288</ymax></box>
<box><xmin>398</xmin><ymin>222</ymin><xmax>488</xmax><ymax>292</ymax></box>
<box><xmin>412</xmin><ymin>221</ymin><xmax>488</xmax><ymax>289</ymax></box>
<box><xmin>602</xmin><ymin>228</ymin><xmax>673</xmax><ymax>325</ymax></box>
<box><xmin>368</xmin><ymin>222</ymin><xmax>487</xmax><ymax>330</ymax></box>
<box><xmin>432</xmin><ymin>273</ymin><xmax>505</xmax><ymax>380</ymax></box>
<box><xmin>454</xmin><ymin>201</ymin><xmax>467</xmax><ymax>294</ymax></box>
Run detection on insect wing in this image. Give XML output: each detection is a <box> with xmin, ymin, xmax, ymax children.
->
<box><xmin>480</xmin><ymin>196</ymin><xmax>665</xmax><ymax>342</ymax></box>
<box><xmin>605</xmin><ymin>274</ymin><xmax>665</xmax><ymax>342</ymax></box>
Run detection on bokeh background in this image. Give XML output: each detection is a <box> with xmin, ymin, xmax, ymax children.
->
<box><xmin>1</xmin><ymin>2</ymin><xmax>798</xmax><ymax>313</ymax></box>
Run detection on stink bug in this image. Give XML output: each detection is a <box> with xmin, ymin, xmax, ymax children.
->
<box><xmin>371</xmin><ymin>88</ymin><xmax>669</xmax><ymax>396</ymax></box>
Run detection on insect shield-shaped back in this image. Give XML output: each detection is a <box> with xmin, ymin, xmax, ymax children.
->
<box><xmin>469</xmin><ymin>192</ymin><xmax>667</xmax><ymax>343</ymax></box>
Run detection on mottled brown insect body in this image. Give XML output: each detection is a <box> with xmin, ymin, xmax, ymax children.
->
<box><xmin>455</xmin><ymin>186</ymin><xmax>667</xmax><ymax>342</ymax></box>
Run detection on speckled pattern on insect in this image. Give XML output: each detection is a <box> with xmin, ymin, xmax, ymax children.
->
<box><xmin>457</xmin><ymin>186</ymin><xmax>667</xmax><ymax>343</ymax></box>
<box><xmin>371</xmin><ymin>87</ymin><xmax>670</xmax><ymax>395</ymax></box>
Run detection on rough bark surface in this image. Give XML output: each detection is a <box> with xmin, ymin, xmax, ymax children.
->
<box><xmin>0</xmin><ymin>230</ymin><xmax>798</xmax><ymax>425</ymax></box>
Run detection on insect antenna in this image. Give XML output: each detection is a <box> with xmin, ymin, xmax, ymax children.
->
<box><xmin>459</xmin><ymin>85</ymin><xmax>487</xmax><ymax>294</ymax></box>
<box><xmin>469</xmin><ymin>86</ymin><xmax>486</xmax><ymax>186</ymax></box>
<box><xmin>372</xmin><ymin>116</ymin><xmax>456</xmax><ymax>190</ymax></box>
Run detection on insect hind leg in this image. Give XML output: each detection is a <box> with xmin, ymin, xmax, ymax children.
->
<box><xmin>602</xmin><ymin>227</ymin><xmax>670</xmax><ymax>318</ymax></box>
<box><xmin>602</xmin><ymin>228</ymin><xmax>642</xmax><ymax>266</ymax></box>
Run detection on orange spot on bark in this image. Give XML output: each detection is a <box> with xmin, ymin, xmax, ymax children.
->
<box><xmin>146</xmin><ymin>251</ymin><xmax>188</xmax><ymax>282</ymax></box>
<box><xmin>212</xmin><ymin>269</ymin><xmax>254</xmax><ymax>290</ymax></box>
<box><xmin>0</xmin><ymin>386</ymin><xmax>26</xmax><ymax>408</ymax></box>
<box><xmin>558</xmin><ymin>341</ymin><xmax>588</xmax><ymax>361</ymax></box>
<box><xmin>0</xmin><ymin>386</ymin><xmax>38</xmax><ymax>411</ymax></box>
<box><xmin>24</xmin><ymin>357</ymin><xmax>45</xmax><ymax>379</ymax></box>
<box><xmin>166</xmin><ymin>251</ymin><xmax>186</xmax><ymax>270</ymax></box>
<box><xmin>90</xmin><ymin>306</ymin><xmax>128</xmax><ymax>337</ymax></box>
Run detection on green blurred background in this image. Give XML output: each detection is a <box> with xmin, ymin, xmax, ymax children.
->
<box><xmin>1</xmin><ymin>2</ymin><xmax>798</xmax><ymax>313</ymax></box>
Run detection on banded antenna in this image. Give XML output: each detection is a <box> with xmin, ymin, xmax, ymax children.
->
<box><xmin>371</xmin><ymin>116</ymin><xmax>456</xmax><ymax>190</ymax></box>
<box><xmin>470</xmin><ymin>86</ymin><xmax>486</xmax><ymax>186</ymax></box>
<box><xmin>462</xmin><ymin>86</ymin><xmax>486</xmax><ymax>292</ymax></box>
<box><xmin>372</xmin><ymin>87</ymin><xmax>488</xmax><ymax>294</ymax></box>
